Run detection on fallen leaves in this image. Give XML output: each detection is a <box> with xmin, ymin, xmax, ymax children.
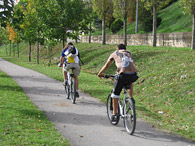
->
<box><xmin>79</xmin><ymin>134</ymin><xmax>84</xmax><ymax>138</ymax></box>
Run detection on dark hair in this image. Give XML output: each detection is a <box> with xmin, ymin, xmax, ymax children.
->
<box><xmin>118</xmin><ymin>44</ymin><xmax>126</xmax><ymax>50</ymax></box>
<box><xmin>63</xmin><ymin>42</ymin><xmax>74</xmax><ymax>51</ymax></box>
<box><xmin>68</xmin><ymin>42</ymin><xmax>73</xmax><ymax>46</ymax></box>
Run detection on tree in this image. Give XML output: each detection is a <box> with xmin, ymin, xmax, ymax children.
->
<box><xmin>0</xmin><ymin>0</ymin><xmax>15</xmax><ymax>27</ymax></box>
<box><xmin>92</xmin><ymin>0</ymin><xmax>113</xmax><ymax>45</ymax></box>
<box><xmin>0</xmin><ymin>26</ymin><xmax>9</xmax><ymax>46</ymax></box>
<box><xmin>16</xmin><ymin>0</ymin><xmax>38</xmax><ymax>62</ymax></box>
<box><xmin>82</xmin><ymin>0</ymin><xmax>97</xmax><ymax>43</ymax></box>
<box><xmin>113</xmin><ymin>0</ymin><xmax>136</xmax><ymax>46</ymax></box>
<box><xmin>180</xmin><ymin>0</ymin><xmax>195</xmax><ymax>50</ymax></box>
<box><xmin>141</xmin><ymin>0</ymin><xmax>171</xmax><ymax>47</ymax></box>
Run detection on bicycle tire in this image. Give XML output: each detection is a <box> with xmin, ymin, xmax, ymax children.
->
<box><xmin>106</xmin><ymin>94</ymin><xmax>120</xmax><ymax>125</ymax></box>
<box><xmin>124</xmin><ymin>98</ymin><xmax>136</xmax><ymax>135</ymax></box>
<box><xmin>70</xmin><ymin>77</ymin><xmax>76</xmax><ymax>104</ymax></box>
<box><xmin>64</xmin><ymin>84</ymin><xmax>69</xmax><ymax>99</ymax></box>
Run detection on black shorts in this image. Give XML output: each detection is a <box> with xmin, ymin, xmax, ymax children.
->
<box><xmin>112</xmin><ymin>73</ymin><xmax>139</xmax><ymax>97</ymax></box>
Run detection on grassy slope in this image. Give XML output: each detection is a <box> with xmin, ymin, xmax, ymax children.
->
<box><xmin>0</xmin><ymin>42</ymin><xmax>194</xmax><ymax>141</ymax></box>
<box><xmin>78</xmin><ymin>43</ymin><xmax>195</xmax><ymax>141</ymax></box>
<box><xmin>157</xmin><ymin>1</ymin><xmax>192</xmax><ymax>33</ymax></box>
<box><xmin>92</xmin><ymin>0</ymin><xmax>192</xmax><ymax>35</ymax></box>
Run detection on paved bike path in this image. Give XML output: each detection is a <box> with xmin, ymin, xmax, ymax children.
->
<box><xmin>0</xmin><ymin>58</ymin><xmax>194</xmax><ymax>146</ymax></box>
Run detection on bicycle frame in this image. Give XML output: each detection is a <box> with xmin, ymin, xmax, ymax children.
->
<box><xmin>66</xmin><ymin>68</ymin><xmax>76</xmax><ymax>104</ymax></box>
<box><xmin>105</xmin><ymin>74</ymin><xmax>136</xmax><ymax>135</ymax></box>
<box><xmin>118</xmin><ymin>88</ymin><xmax>128</xmax><ymax>119</ymax></box>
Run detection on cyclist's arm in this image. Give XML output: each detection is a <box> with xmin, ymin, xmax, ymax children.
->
<box><xmin>98</xmin><ymin>58</ymin><xmax>113</xmax><ymax>77</ymax></box>
<box><xmin>60</xmin><ymin>51</ymin><xmax>65</xmax><ymax>66</ymax></box>
<box><xmin>60</xmin><ymin>56</ymin><xmax>64</xmax><ymax>66</ymax></box>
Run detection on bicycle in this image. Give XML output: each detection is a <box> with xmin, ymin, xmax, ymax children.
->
<box><xmin>104</xmin><ymin>75</ymin><xmax>136</xmax><ymax>135</ymax></box>
<box><xmin>64</xmin><ymin>68</ymin><xmax>77</xmax><ymax>104</ymax></box>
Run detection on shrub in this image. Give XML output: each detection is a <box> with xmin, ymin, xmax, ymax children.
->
<box><xmin>110</xmin><ymin>19</ymin><xmax>123</xmax><ymax>34</ymax></box>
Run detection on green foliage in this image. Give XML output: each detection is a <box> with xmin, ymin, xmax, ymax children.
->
<box><xmin>113</xmin><ymin>0</ymin><xmax>135</xmax><ymax>19</ymax></box>
<box><xmin>0</xmin><ymin>26</ymin><xmax>9</xmax><ymax>45</ymax></box>
<box><xmin>0</xmin><ymin>0</ymin><xmax>15</xmax><ymax>26</ymax></box>
<box><xmin>92</xmin><ymin>0</ymin><xmax>113</xmax><ymax>19</ymax></box>
<box><xmin>110</xmin><ymin>19</ymin><xmax>123</xmax><ymax>34</ymax></box>
<box><xmin>141</xmin><ymin>0</ymin><xmax>172</xmax><ymax>11</ymax></box>
<box><xmin>180</xmin><ymin>0</ymin><xmax>195</xmax><ymax>15</ymax></box>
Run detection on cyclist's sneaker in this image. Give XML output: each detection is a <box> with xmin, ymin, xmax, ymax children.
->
<box><xmin>111</xmin><ymin>114</ymin><xmax>119</xmax><ymax>122</ymax></box>
<box><xmin>63</xmin><ymin>80</ymin><xmax>67</xmax><ymax>86</ymax></box>
<box><xmin>131</xmin><ymin>97</ymin><xmax>135</xmax><ymax>104</ymax></box>
<box><xmin>75</xmin><ymin>91</ymin><xmax>79</xmax><ymax>98</ymax></box>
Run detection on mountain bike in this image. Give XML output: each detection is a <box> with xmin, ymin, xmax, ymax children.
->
<box><xmin>64</xmin><ymin>68</ymin><xmax>76</xmax><ymax>104</ymax></box>
<box><xmin>104</xmin><ymin>75</ymin><xmax>136</xmax><ymax>135</ymax></box>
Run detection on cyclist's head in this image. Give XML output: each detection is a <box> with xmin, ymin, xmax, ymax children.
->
<box><xmin>117</xmin><ymin>44</ymin><xmax>126</xmax><ymax>50</ymax></box>
<box><xmin>68</xmin><ymin>42</ymin><xmax>73</xmax><ymax>46</ymax></box>
<box><xmin>64</xmin><ymin>42</ymin><xmax>74</xmax><ymax>51</ymax></box>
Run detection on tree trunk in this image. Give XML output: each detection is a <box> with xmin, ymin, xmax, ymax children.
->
<box><xmin>124</xmin><ymin>14</ymin><xmax>127</xmax><ymax>46</ymax></box>
<box><xmin>48</xmin><ymin>43</ymin><xmax>52</xmax><ymax>66</ymax></box>
<box><xmin>13</xmin><ymin>43</ymin><xmax>15</xmax><ymax>57</ymax></box>
<box><xmin>192</xmin><ymin>13</ymin><xmax>195</xmax><ymax>50</ymax></box>
<box><xmin>135</xmin><ymin>0</ymin><xmax>139</xmax><ymax>33</ymax></box>
<box><xmin>6</xmin><ymin>44</ymin><xmax>8</xmax><ymax>55</ymax></box>
<box><xmin>89</xmin><ymin>22</ymin><xmax>92</xmax><ymax>43</ymax></box>
<box><xmin>29</xmin><ymin>41</ymin><xmax>31</xmax><ymax>62</ymax></box>
<box><xmin>63</xmin><ymin>32</ymin><xmax>67</xmax><ymax>48</ymax></box>
<box><xmin>63</xmin><ymin>33</ymin><xmax>65</xmax><ymax>48</ymax></box>
<box><xmin>17</xmin><ymin>43</ymin><xmax>19</xmax><ymax>58</ymax></box>
<box><xmin>102</xmin><ymin>16</ymin><xmax>106</xmax><ymax>45</ymax></box>
<box><xmin>37</xmin><ymin>30</ymin><xmax>40</xmax><ymax>64</ymax></box>
<box><xmin>9</xmin><ymin>40</ymin><xmax>11</xmax><ymax>56</ymax></box>
<box><xmin>153</xmin><ymin>4</ymin><xmax>157</xmax><ymax>47</ymax></box>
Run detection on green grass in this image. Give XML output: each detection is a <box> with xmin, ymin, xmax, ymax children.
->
<box><xmin>0</xmin><ymin>42</ymin><xmax>194</xmax><ymax>141</ymax></box>
<box><xmin>157</xmin><ymin>1</ymin><xmax>192</xmax><ymax>33</ymax></box>
<box><xmin>0</xmin><ymin>70</ymin><xmax>70</xmax><ymax>146</ymax></box>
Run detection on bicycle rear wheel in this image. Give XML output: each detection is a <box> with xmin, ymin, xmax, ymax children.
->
<box><xmin>70</xmin><ymin>77</ymin><xmax>76</xmax><ymax>104</ymax></box>
<box><xmin>64</xmin><ymin>84</ymin><xmax>70</xmax><ymax>99</ymax></box>
<box><xmin>124</xmin><ymin>98</ymin><xmax>136</xmax><ymax>135</ymax></box>
<box><xmin>106</xmin><ymin>94</ymin><xmax>120</xmax><ymax>125</ymax></box>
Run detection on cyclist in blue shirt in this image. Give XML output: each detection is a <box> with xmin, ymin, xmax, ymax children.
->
<box><xmin>59</xmin><ymin>42</ymin><xmax>80</xmax><ymax>97</ymax></box>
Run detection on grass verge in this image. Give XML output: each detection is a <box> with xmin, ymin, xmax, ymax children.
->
<box><xmin>0</xmin><ymin>70</ymin><xmax>70</xmax><ymax>146</ymax></box>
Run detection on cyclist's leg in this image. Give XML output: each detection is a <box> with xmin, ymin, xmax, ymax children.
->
<box><xmin>74</xmin><ymin>76</ymin><xmax>79</xmax><ymax>90</ymax></box>
<box><xmin>111</xmin><ymin>75</ymin><xmax>123</xmax><ymax>115</ymax></box>
<box><xmin>63</xmin><ymin>64</ymin><xmax>68</xmax><ymax>85</ymax></box>
<box><xmin>72</xmin><ymin>63</ymin><xmax>80</xmax><ymax>97</ymax></box>
<box><xmin>72</xmin><ymin>63</ymin><xmax>80</xmax><ymax>91</ymax></box>
<box><xmin>124</xmin><ymin>73</ymin><xmax>139</xmax><ymax>103</ymax></box>
<box><xmin>126</xmin><ymin>84</ymin><xmax>133</xmax><ymax>99</ymax></box>
<box><xmin>113</xmin><ymin>98</ymin><xmax>119</xmax><ymax>115</ymax></box>
<box><xmin>126</xmin><ymin>84</ymin><xmax>135</xmax><ymax>104</ymax></box>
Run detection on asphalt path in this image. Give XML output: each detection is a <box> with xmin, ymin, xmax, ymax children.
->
<box><xmin>0</xmin><ymin>58</ymin><xmax>194</xmax><ymax>146</ymax></box>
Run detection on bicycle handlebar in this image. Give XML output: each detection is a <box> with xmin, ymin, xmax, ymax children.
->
<box><xmin>102</xmin><ymin>75</ymin><xmax>117</xmax><ymax>79</ymax></box>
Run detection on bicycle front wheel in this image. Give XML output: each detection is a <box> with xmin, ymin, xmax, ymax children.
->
<box><xmin>106</xmin><ymin>94</ymin><xmax>120</xmax><ymax>125</ymax></box>
<box><xmin>124</xmin><ymin>98</ymin><xmax>136</xmax><ymax>135</ymax></box>
<box><xmin>70</xmin><ymin>78</ymin><xmax>76</xmax><ymax>104</ymax></box>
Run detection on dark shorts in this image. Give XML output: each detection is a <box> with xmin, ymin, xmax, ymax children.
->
<box><xmin>111</xmin><ymin>73</ymin><xmax>139</xmax><ymax>98</ymax></box>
